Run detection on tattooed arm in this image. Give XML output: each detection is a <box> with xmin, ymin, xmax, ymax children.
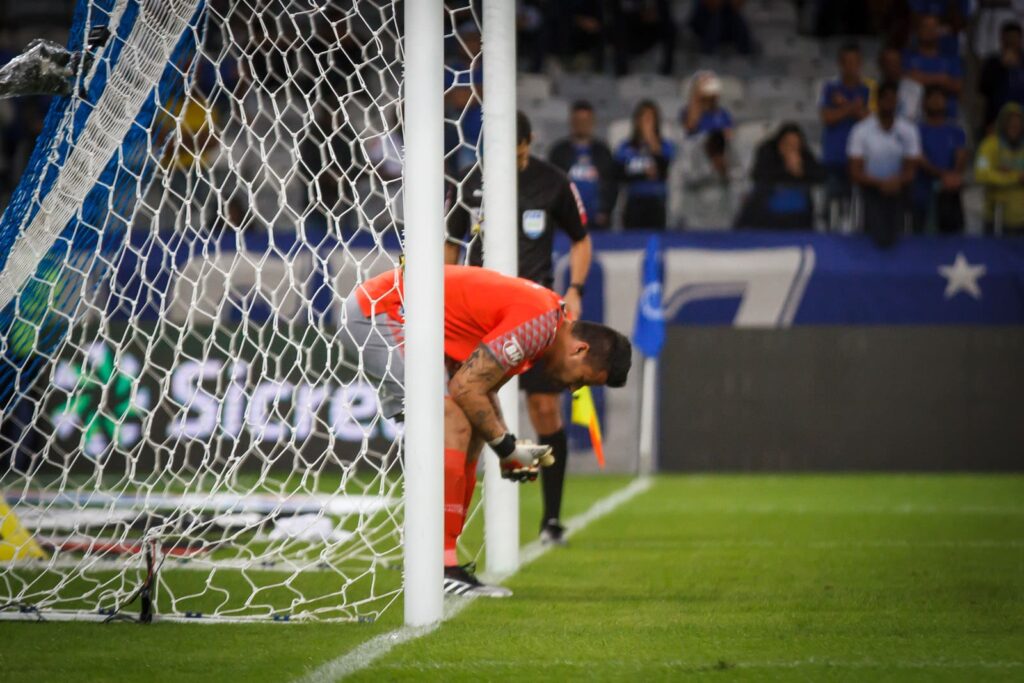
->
<box><xmin>447</xmin><ymin>345</ymin><xmax>511</xmax><ymax>442</ymax></box>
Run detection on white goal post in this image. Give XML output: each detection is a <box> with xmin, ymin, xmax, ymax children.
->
<box><xmin>0</xmin><ymin>0</ymin><xmax>507</xmax><ymax>626</ymax></box>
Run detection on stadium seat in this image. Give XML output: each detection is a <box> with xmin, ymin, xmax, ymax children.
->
<box><xmin>745</xmin><ymin>76</ymin><xmax>809</xmax><ymax>104</ymax></box>
<box><xmin>733</xmin><ymin>120</ymin><xmax>775</xmax><ymax>174</ymax></box>
<box><xmin>743</xmin><ymin>57</ymin><xmax>799</xmax><ymax>80</ymax></box>
<box><xmin>606</xmin><ymin>117</ymin><xmax>632</xmax><ymax>151</ymax></box>
<box><xmin>517</xmin><ymin>73</ymin><xmax>552</xmax><ymax>101</ymax></box>
<box><xmin>531</xmin><ymin>96</ymin><xmax>570</xmax><ymax>120</ymax></box>
<box><xmin>528</xmin><ymin>97</ymin><xmax>571</xmax><ymax>155</ymax></box>
<box><xmin>724</xmin><ymin>97</ymin><xmax>761</xmax><ymax>124</ymax></box>
<box><xmin>603</xmin><ymin>97</ymin><xmax>637</xmax><ymax>121</ymax></box>
<box><xmin>556</xmin><ymin>73</ymin><xmax>616</xmax><ymax>101</ymax></box>
<box><xmin>743</xmin><ymin>0</ymin><xmax>798</xmax><ymax>25</ymax></box>
<box><xmin>785</xmin><ymin>56</ymin><xmax>829</xmax><ymax>78</ymax></box>
<box><xmin>617</xmin><ymin>74</ymin><xmax>679</xmax><ymax>101</ymax></box>
<box><xmin>766</xmin><ymin>99</ymin><xmax>817</xmax><ymax>122</ymax></box>
<box><xmin>770</xmin><ymin>37</ymin><xmax>820</xmax><ymax>60</ymax></box>
<box><xmin>655</xmin><ymin>97</ymin><xmax>682</xmax><ymax>125</ymax></box>
<box><xmin>800</xmin><ymin>120</ymin><xmax>823</xmax><ymax>147</ymax></box>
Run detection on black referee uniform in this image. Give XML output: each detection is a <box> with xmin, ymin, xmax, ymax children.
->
<box><xmin>448</xmin><ymin>156</ymin><xmax>589</xmax><ymax>393</ymax></box>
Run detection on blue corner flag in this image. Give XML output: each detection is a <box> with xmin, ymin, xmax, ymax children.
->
<box><xmin>633</xmin><ymin>235</ymin><xmax>666</xmax><ymax>358</ymax></box>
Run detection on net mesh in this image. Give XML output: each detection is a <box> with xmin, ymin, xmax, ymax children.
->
<box><xmin>0</xmin><ymin>0</ymin><xmax>485</xmax><ymax>623</ymax></box>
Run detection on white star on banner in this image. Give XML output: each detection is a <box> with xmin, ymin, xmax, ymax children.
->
<box><xmin>938</xmin><ymin>252</ymin><xmax>986</xmax><ymax>300</ymax></box>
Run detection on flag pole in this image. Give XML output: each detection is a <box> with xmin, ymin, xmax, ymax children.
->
<box><xmin>637</xmin><ymin>356</ymin><xmax>657</xmax><ymax>476</ymax></box>
<box><xmin>632</xmin><ymin>235</ymin><xmax>665</xmax><ymax>477</ymax></box>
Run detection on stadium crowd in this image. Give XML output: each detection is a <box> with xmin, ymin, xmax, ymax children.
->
<box><xmin>447</xmin><ymin>0</ymin><xmax>1024</xmax><ymax>242</ymax></box>
<box><xmin>2</xmin><ymin>0</ymin><xmax>1023</xmax><ymax>244</ymax></box>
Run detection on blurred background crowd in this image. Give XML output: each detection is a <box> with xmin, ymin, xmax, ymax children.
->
<box><xmin>2</xmin><ymin>0</ymin><xmax>1023</xmax><ymax>244</ymax></box>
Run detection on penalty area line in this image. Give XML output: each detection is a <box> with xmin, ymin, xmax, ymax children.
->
<box><xmin>294</xmin><ymin>476</ymin><xmax>654</xmax><ymax>683</ymax></box>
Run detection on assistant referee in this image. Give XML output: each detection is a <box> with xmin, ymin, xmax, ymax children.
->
<box><xmin>446</xmin><ymin>111</ymin><xmax>592</xmax><ymax>546</ymax></box>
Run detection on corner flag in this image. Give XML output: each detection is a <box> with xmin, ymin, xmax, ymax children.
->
<box><xmin>571</xmin><ymin>386</ymin><xmax>604</xmax><ymax>468</ymax></box>
<box><xmin>633</xmin><ymin>235</ymin><xmax>665</xmax><ymax>357</ymax></box>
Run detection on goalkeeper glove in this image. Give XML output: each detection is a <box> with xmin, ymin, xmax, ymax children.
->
<box><xmin>489</xmin><ymin>433</ymin><xmax>554</xmax><ymax>483</ymax></box>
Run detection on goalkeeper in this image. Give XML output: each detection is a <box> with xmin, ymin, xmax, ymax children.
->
<box><xmin>342</xmin><ymin>265</ymin><xmax>631</xmax><ymax>597</ymax></box>
<box><xmin>446</xmin><ymin>111</ymin><xmax>592</xmax><ymax>546</ymax></box>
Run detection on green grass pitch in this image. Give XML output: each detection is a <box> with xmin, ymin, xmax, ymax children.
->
<box><xmin>1</xmin><ymin>474</ymin><xmax>1021</xmax><ymax>681</ymax></box>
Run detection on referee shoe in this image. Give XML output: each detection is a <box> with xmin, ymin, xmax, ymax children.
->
<box><xmin>539</xmin><ymin>519</ymin><xmax>567</xmax><ymax>546</ymax></box>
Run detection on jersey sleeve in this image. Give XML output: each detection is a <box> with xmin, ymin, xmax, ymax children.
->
<box><xmin>554</xmin><ymin>177</ymin><xmax>589</xmax><ymax>241</ymax></box>
<box><xmin>481</xmin><ymin>305</ymin><xmax>563</xmax><ymax>373</ymax></box>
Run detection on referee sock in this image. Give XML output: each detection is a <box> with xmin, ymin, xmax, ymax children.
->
<box><xmin>539</xmin><ymin>428</ymin><xmax>568</xmax><ymax>529</ymax></box>
<box><xmin>443</xmin><ymin>448</ymin><xmax>467</xmax><ymax>567</ymax></box>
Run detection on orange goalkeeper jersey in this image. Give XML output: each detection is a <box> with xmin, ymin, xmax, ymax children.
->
<box><xmin>355</xmin><ymin>265</ymin><xmax>567</xmax><ymax>374</ymax></box>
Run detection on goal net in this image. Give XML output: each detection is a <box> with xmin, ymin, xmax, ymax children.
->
<box><xmin>0</xmin><ymin>0</ymin><xmax>484</xmax><ymax>623</ymax></box>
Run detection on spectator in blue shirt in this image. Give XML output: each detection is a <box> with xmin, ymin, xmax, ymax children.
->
<box><xmin>549</xmin><ymin>101</ymin><xmax>618</xmax><ymax>229</ymax></box>
<box><xmin>615</xmin><ymin>100</ymin><xmax>676</xmax><ymax>229</ymax></box>
<box><xmin>819</xmin><ymin>42</ymin><xmax>871</xmax><ymax>221</ymax></box>
<box><xmin>909</xmin><ymin>0</ymin><xmax>969</xmax><ymax>36</ymax></box>
<box><xmin>914</xmin><ymin>85</ymin><xmax>968</xmax><ymax>233</ymax></box>
<box><xmin>682</xmin><ymin>72</ymin><xmax>734</xmax><ymax>138</ymax></box>
<box><xmin>903</xmin><ymin>14</ymin><xmax>964</xmax><ymax>117</ymax></box>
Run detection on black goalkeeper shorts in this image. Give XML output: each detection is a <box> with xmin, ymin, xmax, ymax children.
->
<box><xmin>518</xmin><ymin>361</ymin><xmax>565</xmax><ymax>395</ymax></box>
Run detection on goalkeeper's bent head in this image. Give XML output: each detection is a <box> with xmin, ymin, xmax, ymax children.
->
<box><xmin>542</xmin><ymin>320</ymin><xmax>632</xmax><ymax>391</ymax></box>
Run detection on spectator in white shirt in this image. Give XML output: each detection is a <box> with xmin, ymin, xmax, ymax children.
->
<box><xmin>848</xmin><ymin>81</ymin><xmax>921</xmax><ymax>247</ymax></box>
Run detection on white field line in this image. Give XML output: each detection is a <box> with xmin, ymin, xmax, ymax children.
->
<box><xmin>360</xmin><ymin>658</ymin><xmax>1024</xmax><ymax>672</ymax></box>
<box><xmin>660</xmin><ymin>504</ymin><xmax>1024</xmax><ymax>515</ymax></box>
<box><xmin>620</xmin><ymin>539</ymin><xmax>1024</xmax><ymax>549</ymax></box>
<box><xmin>294</xmin><ymin>477</ymin><xmax>654</xmax><ymax>683</ymax></box>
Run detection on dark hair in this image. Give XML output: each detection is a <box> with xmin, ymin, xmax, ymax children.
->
<box><xmin>923</xmin><ymin>83</ymin><xmax>947</xmax><ymax>101</ymax></box>
<box><xmin>571</xmin><ymin>99</ymin><xmax>594</xmax><ymax>113</ymax></box>
<box><xmin>838</xmin><ymin>41</ymin><xmax>861</xmax><ymax>58</ymax></box>
<box><xmin>877</xmin><ymin>80</ymin><xmax>900</xmax><ymax>99</ymax></box>
<box><xmin>774</xmin><ymin>121</ymin><xmax>807</xmax><ymax>148</ymax></box>
<box><xmin>630</xmin><ymin>99</ymin><xmax>662</xmax><ymax>147</ymax></box>
<box><xmin>1002</xmin><ymin>21</ymin><xmax>1022</xmax><ymax>35</ymax></box>
<box><xmin>516</xmin><ymin>110</ymin><xmax>532</xmax><ymax>145</ymax></box>
<box><xmin>573</xmin><ymin>321</ymin><xmax>633</xmax><ymax>388</ymax></box>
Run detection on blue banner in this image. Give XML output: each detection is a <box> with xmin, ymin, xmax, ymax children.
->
<box><xmin>100</xmin><ymin>228</ymin><xmax>1024</xmax><ymax>332</ymax></box>
<box><xmin>555</xmin><ymin>231</ymin><xmax>1024</xmax><ymax>327</ymax></box>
